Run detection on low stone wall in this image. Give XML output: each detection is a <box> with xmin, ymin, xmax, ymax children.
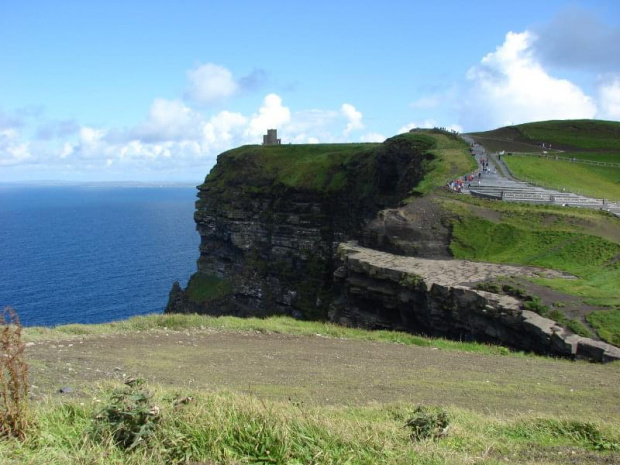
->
<box><xmin>330</xmin><ymin>242</ymin><xmax>620</xmax><ymax>362</ymax></box>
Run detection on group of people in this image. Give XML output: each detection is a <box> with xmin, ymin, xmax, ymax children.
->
<box><xmin>446</xmin><ymin>155</ymin><xmax>498</xmax><ymax>193</ymax></box>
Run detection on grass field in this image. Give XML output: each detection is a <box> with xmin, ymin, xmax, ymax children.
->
<box><xmin>0</xmin><ymin>314</ymin><xmax>617</xmax><ymax>464</ymax></box>
<box><xmin>469</xmin><ymin>120</ymin><xmax>620</xmax><ymax>153</ymax></box>
<box><xmin>502</xmin><ymin>156</ymin><xmax>620</xmax><ymax>201</ymax></box>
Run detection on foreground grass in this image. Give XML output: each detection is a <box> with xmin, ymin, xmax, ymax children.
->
<box><xmin>23</xmin><ymin>313</ymin><xmax>512</xmax><ymax>356</ymax></box>
<box><xmin>1</xmin><ymin>385</ymin><xmax>618</xmax><ymax>464</ymax></box>
<box><xmin>503</xmin><ymin>156</ymin><xmax>620</xmax><ymax>201</ymax></box>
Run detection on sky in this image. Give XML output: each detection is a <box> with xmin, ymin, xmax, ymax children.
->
<box><xmin>1</xmin><ymin>0</ymin><xmax>619</xmax><ymax>183</ymax></box>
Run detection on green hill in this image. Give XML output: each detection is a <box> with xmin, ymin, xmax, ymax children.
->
<box><xmin>469</xmin><ymin>120</ymin><xmax>620</xmax><ymax>200</ymax></box>
<box><xmin>469</xmin><ymin>119</ymin><xmax>620</xmax><ymax>157</ymax></box>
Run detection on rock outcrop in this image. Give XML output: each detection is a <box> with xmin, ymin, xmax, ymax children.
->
<box><xmin>330</xmin><ymin>242</ymin><xmax>620</xmax><ymax>362</ymax></box>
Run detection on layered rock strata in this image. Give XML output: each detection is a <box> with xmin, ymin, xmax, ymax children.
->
<box><xmin>330</xmin><ymin>242</ymin><xmax>620</xmax><ymax>362</ymax></box>
<box><xmin>167</xmin><ymin>134</ymin><xmax>434</xmax><ymax>320</ymax></box>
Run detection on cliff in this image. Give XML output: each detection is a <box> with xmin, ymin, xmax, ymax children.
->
<box><xmin>166</xmin><ymin>131</ymin><xmax>620</xmax><ymax>361</ymax></box>
<box><xmin>167</xmin><ymin>134</ymin><xmax>436</xmax><ymax>320</ymax></box>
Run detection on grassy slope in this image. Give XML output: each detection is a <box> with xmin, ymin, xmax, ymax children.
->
<box><xmin>502</xmin><ymin>157</ymin><xmax>620</xmax><ymax>201</ymax></box>
<box><xmin>410</xmin><ymin>130</ymin><xmax>477</xmax><ymax>195</ymax></box>
<box><xmin>517</xmin><ymin>120</ymin><xmax>620</xmax><ymax>151</ymax></box>
<box><xmin>469</xmin><ymin>120</ymin><xmax>620</xmax><ymax>199</ymax></box>
<box><xmin>440</xmin><ymin>194</ymin><xmax>620</xmax><ymax>344</ymax></box>
<box><xmin>442</xmin><ymin>196</ymin><xmax>620</xmax><ymax>305</ymax></box>
<box><xmin>469</xmin><ymin>119</ymin><xmax>620</xmax><ymax>154</ymax></box>
<box><xmin>3</xmin><ymin>314</ymin><xmax>618</xmax><ymax>464</ymax></box>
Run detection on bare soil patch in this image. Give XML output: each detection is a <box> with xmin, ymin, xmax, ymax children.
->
<box><xmin>26</xmin><ymin>328</ymin><xmax>620</xmax><ymax>421</ymax></box>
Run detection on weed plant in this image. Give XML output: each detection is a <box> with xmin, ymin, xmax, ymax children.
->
<box><xmin>0</xmin><ymin>307</ymin><xmax>29</xmax><ymax>439</ymax></box>
<box><xmin>90</xmin><ymin>378</ymin><xmax>161</xmax><ymax>450</ymax></box>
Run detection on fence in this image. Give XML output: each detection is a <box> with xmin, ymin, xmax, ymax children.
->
<box><xmin>506</xmin><ymin>152</ymin><xmax>620</xmax><ymax>168</ymax></box>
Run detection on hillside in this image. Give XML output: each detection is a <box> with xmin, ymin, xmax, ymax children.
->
<box><xmin>1</xmin><ymin>314</ymin><xmax>617</xmax><ymax>464</ymax></box>
<box><xmin>468</xmin><ymin>119</ymin><xmax>620</xmax><ymax>155</ymax></box>
<box><xmin>468</xmin><ymin>120</ymin><xmax>620</xmax><ymax>200</ymax></box>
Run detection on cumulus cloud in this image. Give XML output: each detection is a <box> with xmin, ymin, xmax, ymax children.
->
<box><xmin>203</xmin><ymin>110</ymin><xmax>248</xmax><ymax>149</ymax></box>
<box><xmin>533</xmin><ymin>7</ymin><xmax>620</xmax><ymax>72</ymax></box>
<box><xmin>130</xmin><ymin>98</ymin><xmax>204</xmax><ymax>142</ymax></box>
<box><xmin>341</xmin><ymin>103</ymin><xmax>364</xmax><ymax>135</ymax></box>
<box><xmin>1</xmin><ymin>83</ymin><xmax>381</xmax><ymax>180</ymax></box>
<box><xmin>246</xmin><ymin>93</ymin><xmax>291</xmax><ymax>138</ymax></box>
<box><xmin>185</xmin><ymin>63</ymin><xmax>239</xmax><ymax>105</ymax></box>
<box><xmin>460</xmin><ymin>31</ymin><xmax>597</xmax><ymax>130</ymax></box>
<box><xmin>0</xmin><ymin>129</ymin><xmax>32</xmax><ymax>166</ymax></box>
<box><xmin>597</xmin><ymin>75</ymin><xmax>620</xmax><ymax>120</ymax></box>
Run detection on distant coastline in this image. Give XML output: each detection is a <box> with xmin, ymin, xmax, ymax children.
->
<box><xmin>0</xmin><ymin>181</ymin><xmax>199</xmax><ymax>188</ymax></box>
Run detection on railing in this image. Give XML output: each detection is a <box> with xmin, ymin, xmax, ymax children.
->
<box><xmin>506</xmin><ymin>152</ymin><xmax>620</xmax><ymax>168</ymax></box>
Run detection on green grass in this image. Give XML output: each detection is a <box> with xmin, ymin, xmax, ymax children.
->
<box><xmin>203</xmin><ymin>131</ymin><xmax>476</xmax><ymax>202</ymax></box>
<box><xmin>565</xmin><ymin>151</ymin><xmax>619</xmax><ymax>164</ymax></box>
<box><xmin>186</xmin><ymin>273</ymin><xmax>233</xmax><ymax>303</ymax></box>
<box><xmin>470</xmin><ymin>120</ymin><xmax>620</xmax><ymax>152</ymax></box>
<box><xmin>503</xmin><ymin>156</ymin><xmax>620</xmax><ymax>201</ymax></box>
<box><xmin>446</xmin><ymin>201</ymin><xmax>620</xmax><ymax>307</ymax></box>
<box><xmin>1</xmin><ymin>387</ymin><xmax>618</xmax><ymax>464</ymax></box>
<box><xmin>518</xmin><ymin>120</ymin><xmax>620</xmax><ymax>150</ymax></box>
<box><xmin>587</xmin><ymin>309</ymin><xmax>620</xmax><ymax>346</ymax></box>
<box><xmin>411</xmin><ymin>133</ymin><xmax>477</xmax><ymax>195</ymax></box>
<box><xmin>23</xmin><ymin>313</ymin><xmax>513</xmax><ymax>356</ymax></box>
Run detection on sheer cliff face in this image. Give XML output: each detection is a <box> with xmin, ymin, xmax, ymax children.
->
<box><xmin>167</xmin><ymin>134</ymin><xmax>434</xmax><ymax>319</ymax></box>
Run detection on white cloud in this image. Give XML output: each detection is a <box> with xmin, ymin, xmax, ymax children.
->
<box><xmin>132</xmin><ymin>98</ymin><xmax>203</xmax><ymax>142</ymax></box>
<box><xmin>185</xmin><ymin>63</ymin><xmax>238</xmax><ymax>105</ymax></box>
<box><xmin>246</xmin><ymin>93</ymin><xmax>291</xmax><ymax>139</ymax></box>
<box><xmin>597</xmin><ymin>75</ymin><xmax>620</xmax><ymax>120</ymax></box>
<box><xmin>460</xmin><ymin>31</ymin><xmax>597</xmax><ymax>130</ymax></box>
<box><xmin>341</xmin><ymin>103</ymin><xmax>364</xmax><ymax>135</ymax></box>
<box><xmin>1</xmin><ymin>85</ymin><xmax>383</xmax><ymax>180</ymax></box>
<box><xmin>0</xmin><ymin>128</ymin><xmax>31</xmax><ymax>166</ymax></box>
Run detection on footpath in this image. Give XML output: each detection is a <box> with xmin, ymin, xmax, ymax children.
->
<box><xmin>458</xmin><ymin>136</ymin><xmax>620</xmax><ymax>217</ymax></box>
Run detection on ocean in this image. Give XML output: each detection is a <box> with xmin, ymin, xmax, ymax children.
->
<box><xmin>0</xmin><ymin>185</ymin><xmax>199</xmax><ymax>327</ymax></box>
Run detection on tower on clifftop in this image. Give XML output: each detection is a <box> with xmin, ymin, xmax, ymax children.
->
<box><xmin>262</xmin><ymin>129</ymin><xmax>281</xmax><ymax>146</ymax></box>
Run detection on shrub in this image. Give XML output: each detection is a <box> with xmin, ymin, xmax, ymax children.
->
<box><xmin>0</xmin><ymin>307</ymin><xmax>29</xmax><ymax>439</ymax></box>
<box><xmin>90</xmin><ymin>378</ymin><xmax>161</xmax><ymax>450</ymax></box>
<box><xmin>405</xmin><ymin>406</ymin><xmax>450</xmax><ymax>441</ymax></box>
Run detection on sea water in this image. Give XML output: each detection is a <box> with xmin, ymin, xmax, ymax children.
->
<box><xmin>0</xmin><ymin>185</ymin><xmax>199</xmax><ymax>326</ymax></box>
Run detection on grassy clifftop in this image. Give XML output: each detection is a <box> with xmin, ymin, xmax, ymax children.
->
<box><xmin>201</xmin><ymin>131</ymin><xmax>474</xmax><ymax>197</ymax></box>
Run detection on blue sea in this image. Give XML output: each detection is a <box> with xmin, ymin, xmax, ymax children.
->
<box><xmin>0</xmin><ymin>185</ymin><xmax>199</xmax><ymax>327</ymax></box>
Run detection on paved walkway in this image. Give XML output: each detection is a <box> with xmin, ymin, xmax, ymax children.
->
<box><xmin>459</xmin><ymin>136</ymin><xmax>620</xmax><ymax>217</ymax></box>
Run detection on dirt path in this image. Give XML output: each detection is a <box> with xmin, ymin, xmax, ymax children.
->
<box><xmin>26</xmin><ymin>328</ymin><xmax>620</xmax><ymax>421</ymax></box>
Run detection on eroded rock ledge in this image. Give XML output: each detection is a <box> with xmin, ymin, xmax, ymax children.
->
<box><xmin>330</xmin><ymin>242</ymin><xmax>620</xmax><ymax>362</ymax></box>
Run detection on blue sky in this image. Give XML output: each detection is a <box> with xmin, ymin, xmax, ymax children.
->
<box><xmin>1</xmin><ymin>1</ymin><xmax>619</xmax><ymax>183</ymax></box>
